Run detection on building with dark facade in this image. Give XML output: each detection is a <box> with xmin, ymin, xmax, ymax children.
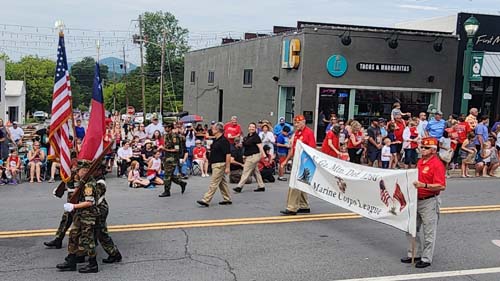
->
<box><xmin>183</xmin><ymin>22</ymin><xmax>458</xmax><ymax>142</ymax></box>
<box><xmin>398</xmin><ymin>13</ymin><xmax>500</xmax><ymax>121</ymax></box>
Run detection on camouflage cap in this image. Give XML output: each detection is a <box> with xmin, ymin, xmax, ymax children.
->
<box><xmin>77</xmin><ymin>160</ymin><xmax>92</xmax><ymax>169</ymax></box>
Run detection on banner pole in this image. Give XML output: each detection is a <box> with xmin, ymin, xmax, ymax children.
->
<box><xmin>411</xmin><ymin>237</ymin><xmax>416</xmax><ymax>264</ymax></box>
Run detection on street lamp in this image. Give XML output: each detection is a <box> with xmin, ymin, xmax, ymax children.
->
<box><xmin>460</xmin><ymin>15</ymin><xmax>480</xmax><ymax>115</ymax></box>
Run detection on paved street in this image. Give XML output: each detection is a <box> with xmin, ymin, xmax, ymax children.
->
<box><xmin>1</xmin><ymin>174</ymin><xmax>500</xmax><ymax>281</ymax></box>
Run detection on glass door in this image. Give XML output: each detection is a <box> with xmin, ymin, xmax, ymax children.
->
<box><xmin>317</xmin><ymin>87</ymin><xmax>350</xmax><ymax>142</ymax></box>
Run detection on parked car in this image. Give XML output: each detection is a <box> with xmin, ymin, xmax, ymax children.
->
<box><xmin>33</xmin><ymin>111</ymin><xmax>48</xmax><ymax>121</ymax></box>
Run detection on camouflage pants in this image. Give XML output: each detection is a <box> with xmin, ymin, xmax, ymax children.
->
<box><xmin>55</xmin><ymin>211</ymin><xmax>73</xmax><ymax>240</ymax></box>
<box><xmin>68</xmin><ymin>214</ymin><xmax>96</xmax><ymax>258</ymax></box>
<box><xmin>163</xmin><ymin>157</ymin><xmax>185</xmax><ymax>192</ymax></box>
<box><xmin>96</xmin><ymin>207</ymin><xmax>119</xmax><ymax>256</ymax></box>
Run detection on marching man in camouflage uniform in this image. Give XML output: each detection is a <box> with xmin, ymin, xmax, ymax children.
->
<box><xmin>159</xmin><ymin>123</ymin><xmax>187</xmax><ymax>197</ymax></box>
<box><xmin>56</xmin><ymin>160</ymin><xmax>101</xmax><ymax>273</ymax></box>
<box><xmin>44</xmin><ymin>175</ymin><xmax>77</xmax><ymax>249</ymax></box>
<box><xmin>94</xmin><ymin>177</ymin><xmax>122</xmax><ymax>264</ymax></box>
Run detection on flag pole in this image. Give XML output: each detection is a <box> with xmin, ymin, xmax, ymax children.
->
<box><xmin>56</xmin><ymin>21</ymin><xmax>79</xmax><ymax>155</ymax></box>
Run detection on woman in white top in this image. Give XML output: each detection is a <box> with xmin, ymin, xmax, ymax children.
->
<box><xmin>147</xmin><ymin>150</ymin><xmax>164</xmax><ymax>186</ymax></box>
<box><xmin>134</xmin><ymin>123</ymin><xmax>148</xmax><ymax>143</ymax></box>
<box><xmin>259</xmin><ymin>123</ymin><xmax>275</xmax><ymax>155</ymax></box>
<box><xmin>128</xmin><ymin>160</ymin><xmax>150</xmax><ymax>188</ymax></box>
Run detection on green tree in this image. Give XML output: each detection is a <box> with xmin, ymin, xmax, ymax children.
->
<box><xmin>71</xmin><ymin>57</ymin><xmax>109</xmax><ymax>107</ymax></box>
<box><xmin>142</xmin><ymin>11</ymin><xmax>189</xmax><ymax>111</ymax></box>
<box><xmin>5</xmin><ymin>56</ymin><xmax>56</xmax><ymax>113</ymax></box>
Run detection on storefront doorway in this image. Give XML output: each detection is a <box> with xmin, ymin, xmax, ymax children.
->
<box><xmin>317</xmin><ymin>87</ymin><xmax>350</xmax><ymax>142</ymax></box>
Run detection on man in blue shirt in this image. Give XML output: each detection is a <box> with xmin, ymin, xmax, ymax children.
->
<box><xmin>75</xmin><ymin>119</ymin><xmax>85</xmax><ymax>140</ymax></box>
<box><xmin>273</xmin><ymin>117</ymin><xmax>293</xmax><ymax>136</ymax></box>
<box><xmin>276</xmin><ymin>126</ymin><xmax>291</xmax><ymax>181</ymax></box>
<box><xmin>425</xmin><ymin>111</ymin><xmax>446</xmax><ymax>139</ymax></box>
<box><xmin>474</xmin><ymin>115</ymin><xmax>490</xmax><ymax>151</ymax></box>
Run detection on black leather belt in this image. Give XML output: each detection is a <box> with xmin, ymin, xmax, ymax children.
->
<box><xmin>418</xmin><ymin>194</ymin><xmax>439</xmax><ymax>200</ymax></box>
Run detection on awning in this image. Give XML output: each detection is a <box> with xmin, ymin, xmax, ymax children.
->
<box><xmin>482</xmin><ymin>52</ymin><xmax>500</xmax><ymax>77</ymax></box>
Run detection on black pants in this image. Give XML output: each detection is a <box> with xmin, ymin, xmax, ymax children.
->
<box><xmin>348</xmin><ymin>148</ymin><xmax>362</xmax><ymax>164</ymax></box>
<box><xmin>260</xmin><ymin>167</ymin><xmax>275</xmax><ymax>183</ymax></box>
<box><xmin>120</xmin><ymin>160</ymin><xmax>131</xmax><ymax>176</ymax></box>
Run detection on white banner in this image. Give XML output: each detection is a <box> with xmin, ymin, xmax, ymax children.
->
<box><xmin>290</xmin><ymin>141</ymin><xmax>418</xmax><ymax>237</ymax></box>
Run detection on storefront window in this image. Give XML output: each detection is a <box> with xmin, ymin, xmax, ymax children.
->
<box><xmin>354</xmin><ymin>89</ymin><xmax>431</xmax><ymax>127</ymax></box>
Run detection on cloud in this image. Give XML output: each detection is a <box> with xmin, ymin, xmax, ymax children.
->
<box><xmin>398</xmin><ymin>4</ymin><xmax>440</xmax><ymax>11</ymax></box>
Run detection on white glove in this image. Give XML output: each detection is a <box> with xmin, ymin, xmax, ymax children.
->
<box><xmin>52</xmin><ymin>187</ymin><xmax>57</xmax><ymax>197</ymax></box>
<box><xmin>179</xmin><ymin>159</ymin><xmax>185</xmax><ymax>164</ymax></box>
<box><xmin>64</xmin><ymin>203</ymin><xmax>74</xmax><ymax>212</ymax></box>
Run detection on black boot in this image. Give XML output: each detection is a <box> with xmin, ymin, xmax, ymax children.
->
<box><xmin>56</xmin><ymin>254</ymin><xmax>77</xmax><ymax>271</ymax></box>
<box><xmin>66</xmin><ymin>255</ymin><xmax>86</xmax><ymax>263</ymax></box>
<box><xmin>159</xmin><ymin>186</ymin><xmax>171</xmax><ymax>197</ymax></box>
<box><xmin>102</xmin><ymin>251</ymin><xmax>122</xmax><ymax>263</ymax></box>
<box><xmin>180</xmin><ymin>181</ymin><xmax>187</xmax><ymax>194</ymax></box>
<box><xmin>79</xmin><ymin>257</ymin><xmax>98</xmax><ymax>273</ymax></box>
<box><xmin>44</xmin><ymin>238</ymin><xmax>62</xmax><ymax>249</ymax></box>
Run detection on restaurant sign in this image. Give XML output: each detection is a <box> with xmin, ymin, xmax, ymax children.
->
<box><xmin>356</xmin><ymin>62</ymin><xmax>411</xmax><ymax>73</ymax></box>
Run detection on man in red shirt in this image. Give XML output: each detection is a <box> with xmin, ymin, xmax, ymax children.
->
<box><xmin>401</xmin><ymin>137</ymin><xmax>446</xmax><ymax>269</ymax></box>
<box><xmin>223</xmin><ymin>116</ymin><xmax>242</xmax><ymax>145</ymax></box>
<box><xmin>388</xmin><ymin>113</ymin><xmax>406</xmax><ymax>167</ymax></box>
<box><xmin>280</xmin><ymin>115</ymin><xmax>316</xmax><ymax>215</ymax></box>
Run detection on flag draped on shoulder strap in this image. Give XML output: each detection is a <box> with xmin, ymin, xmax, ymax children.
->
<box><xmin>48</xmin><ymin>33</ymin><xmax>72</xmax><ymax>183</ymax></box>
<box><xmin>78</xmin><ymin>63</ymin><xmax>105</xmax><ymax>161</ymax></box>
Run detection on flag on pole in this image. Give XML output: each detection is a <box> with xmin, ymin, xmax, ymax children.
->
<box><xmin>48</xmin><ymin>33</ymin><xmax>72</xmax><ymax>183</ymax></box>
<box><xmin>393</xmin><ymin>181</ymin><xmax>407</xmax><ymax>212</ymax></box>
<box><xmin>78</xmin><ymin>63</ymin><xmax>105</xmax><ymax>161</ymax></box>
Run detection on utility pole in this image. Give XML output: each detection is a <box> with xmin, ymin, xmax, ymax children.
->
<box><xmin>122</xmin><ymin>45</ymin><xmax>129</xmax><ymax>108</ymax></box>
<box><xmin>159</xmin><ymin>29</ymin><xmax>166</xmax><ymax>119</ymax></box>
<box><xmin>112</xmin><ymin>61</ymin><xmax>116</xmax><ymax>112</ymax></box>
<box><xmin>138</xmin><ymin>15</ymin><xmax>146</xmax><ymax>115</ymax></box>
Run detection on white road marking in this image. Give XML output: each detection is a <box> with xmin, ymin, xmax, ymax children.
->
<box><xmin>334</xmin><ymin>267</ymin><xmax>500</xmax><ymax>281</ymax></box>
<box><xmin>492</xmin><ymin>240</ymin><xmax>500</xmax><ymax>248</ymax></box>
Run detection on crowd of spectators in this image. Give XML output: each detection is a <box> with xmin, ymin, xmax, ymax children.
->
<box><xmin>319</xmin><ymin>105</ymin><xmax>500</xmax><ymax>178</ymax></box>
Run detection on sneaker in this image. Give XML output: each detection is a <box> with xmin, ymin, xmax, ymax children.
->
<box><xmin>277</xmin><ymin>177</ymin><xmax>287</xmax><ymax>181</ymax></box>
<box><xmin>121</xmin><ymin>175</ymin><xmax>127</xmax><ymax>179</ymax></box>
<box><xmin>0</xmin><ymin>181</ymin><xmax>5</xmax><ymax>186</ymax></box>
<box><xmin>48</xmin><ymin>178</ymin><xmax>55</xmax><ymax>183</ymax></box>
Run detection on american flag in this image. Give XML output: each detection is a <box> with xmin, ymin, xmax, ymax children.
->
<box><xmin>48</xmin><ymin>33</ymin><xmax>72</xmax><ymax>183</ymax></box>
<box><xmin>393</xmin><ymin>181</ymin><xmax>407</xmax><ymax>212</ymax></box>
<box><xmin>379</xmin><ymin>180</ymin><xmax>391</xmax><ymax>207</ymax></box>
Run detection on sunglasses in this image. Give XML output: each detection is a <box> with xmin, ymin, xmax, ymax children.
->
<box><xmin>421</xmin><ymin>146</ymin><xmax>432</xmax><ymax>150</ymax></box>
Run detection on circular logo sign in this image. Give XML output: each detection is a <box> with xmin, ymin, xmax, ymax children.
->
<box><xmin>326</xmin><ymin>55</ymin><xmax>348</xmax><ymax>77</ymax></box>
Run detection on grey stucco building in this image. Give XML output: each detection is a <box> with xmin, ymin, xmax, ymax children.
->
<box><xmin>183</xmin><ymin>22</ymin><xmax>458</xmax><ymax>142</ymax></box>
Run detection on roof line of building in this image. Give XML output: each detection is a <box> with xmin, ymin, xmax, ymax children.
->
<box><xmin>298</xmin><ymin>21</ymin><xmax>455</xmax><ymax>37</ymax></box>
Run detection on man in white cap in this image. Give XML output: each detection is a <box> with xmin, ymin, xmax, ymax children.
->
<box><xmin>273</xmin><ymin>117</ymin><xmax>293</xmax><ymax>136</ymax></box>
<box><xmin>145</xmin><ymin>114</ymin><xmax>164</xmax><ymax>138</ymax></box>
<box><xmin>9</xmin><ymin>121</ymin><xmax>24</xmax><ymax>146</ymax></box>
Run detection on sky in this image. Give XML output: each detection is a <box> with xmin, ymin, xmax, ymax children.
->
<box><xmin>0</xmin><ymin>0</ymin><xmax>499</xmax><ymax>64</ymax></box>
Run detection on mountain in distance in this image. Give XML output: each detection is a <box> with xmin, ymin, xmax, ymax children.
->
<box><xmin>68</xmin><ymin>57</ymin><xmax>137</xmax><ymax>74</ymax></box>
<box><xmin>99</xmin><ymin>57</ymin><xmax>138</xmax><ymax>74</ymax></box>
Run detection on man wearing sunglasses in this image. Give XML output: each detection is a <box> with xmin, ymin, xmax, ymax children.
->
<box><xmin>401</xmin><ymin>137</ymin><xmax>446</xmax><ymax>269</ymax></box>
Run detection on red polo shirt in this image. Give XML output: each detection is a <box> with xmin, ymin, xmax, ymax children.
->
<box><xmin>292</xmin><ymin>126</ymin><xmax>316</xmax><ymax>153</ymax></box>
<box><xmin>417</xmin><ymin>154</ymin><xmax>446</xmax><ymax>199</ymax></box>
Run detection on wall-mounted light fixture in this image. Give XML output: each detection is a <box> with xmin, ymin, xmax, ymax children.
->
<box><xmin>340</xmin><ymin>30</ymin><xmax>351</xmax><ymax>46</ymax></box>
<box><xmin>433</xmin><ymin>38</ymin><xmax>444</xmax><ymax>52</ymax></box>
<box><xmin>386</xmin><ymin>33</ymin><xmax>398</xmax><ymax>49</ymax></box>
